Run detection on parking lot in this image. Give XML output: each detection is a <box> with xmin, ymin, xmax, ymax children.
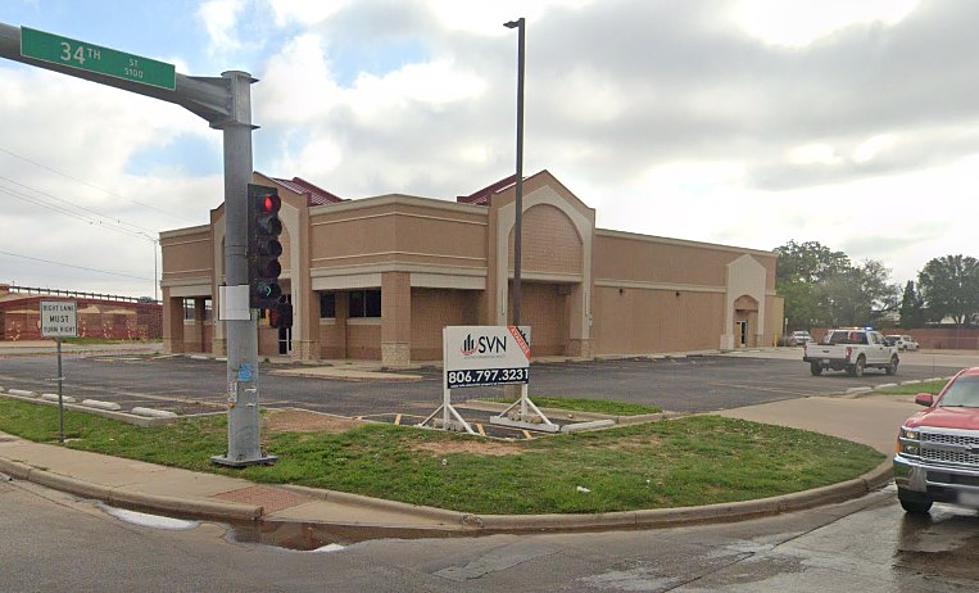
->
<box><xmin>0</xmin><ymin>350</ymin><xmax>965</xmax><ymax>419</ymax></box>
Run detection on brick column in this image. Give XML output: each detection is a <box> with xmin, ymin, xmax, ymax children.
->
<box><xmin>163</xmin><ymin>292</ymin><xmax>185</xmax><ymax>353</ymax></box>
<box><xmin>381</xmin><ymin>272</ymin><xmax>411</xmax><ymax>367</ymax></box>
<box><xmin>299</xmin><ymin>287</ymin><xmax>319</xmax><ymax>360</ymax></box>
<box><xmin>334</xmin><ymin>291</ymin><xmax>348</xmax><ymax>359</ymax></box>
<box><xmin>566</xmin><ymin>282</ymin><xmax>593</xmax><ymax>358</ymax></box>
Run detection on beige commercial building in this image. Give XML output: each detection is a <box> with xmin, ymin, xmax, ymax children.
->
<box><xmin>160</xmin><ymin>170</ymin><xmax>783</xmax><ymax>365</ymax></box>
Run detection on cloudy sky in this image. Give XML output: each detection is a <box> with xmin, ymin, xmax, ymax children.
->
<box><xmin>0</xmin><ymin>0</ymin><xmax>976</xmax><ymax>298</ymax></box>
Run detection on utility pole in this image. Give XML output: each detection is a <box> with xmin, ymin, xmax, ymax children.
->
<box><xmin>0</xmin><ymin>23</ymin><xmax>273</xmax><ymax>466</ymax></box>
<box><xmin>505</xmin><ymin>17</ymin><xmax>525</xmax><ymax>325</ymax></box>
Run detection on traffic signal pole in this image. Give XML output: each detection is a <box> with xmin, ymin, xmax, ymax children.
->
<box><xmin>0</xmin><ymin>23</ymin><xmax>274</xmax><ymax>466</ymax></box>
<box><xmin>212</xmin><ymin>71</ymin><xmax>275</xmax><ymax>466</ymax></box>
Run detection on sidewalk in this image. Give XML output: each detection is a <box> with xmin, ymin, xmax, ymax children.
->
<box><xmin>718</xmin><ymin>393</ymin><xmax>918</xmax><ymax>454</ymax></box>
<box><xmin>0</xmin><ymin>433</ymin><xmax>465</xmax><ymax>532</ymax></box>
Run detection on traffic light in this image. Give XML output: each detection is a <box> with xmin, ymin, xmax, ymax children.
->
<box><xmin>270</xmin><ymin>299</ymin><xmax>293</xmax><ymax>329</ymax></box>
<box><xmin>247</xmin><ymin>184</ymin><xmax>283</xmax><ymax>308</ymax></box>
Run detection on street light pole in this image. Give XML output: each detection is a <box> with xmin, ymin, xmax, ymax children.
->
<box><xmin>505</xmin><ymin>17</ymin><xmax>525</xmax><ymax>326</ymax></box>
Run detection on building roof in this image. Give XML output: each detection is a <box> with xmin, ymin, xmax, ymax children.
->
<box><xmin>456</xmin><ymin>174</ymin><xmax>517</xmax><ymax>206</ymax></box>
<box><xmin>270</xmin><ymin>176</ymin><xmax>345</xmax><ymax>207</ymax></box>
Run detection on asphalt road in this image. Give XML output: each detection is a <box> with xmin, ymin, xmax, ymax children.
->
<box><xmin>3</xmin><ymin>477</ymin><xmax>977</xmax><ymax>592</ymax></box>
<box><xmin>0</xmin><ymin>353</ymin><xmax>963</xmax><ymax>418</ymax></box>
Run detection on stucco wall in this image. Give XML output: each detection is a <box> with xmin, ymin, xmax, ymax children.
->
<box><xmin>594</xmin><ymin>232</ymin><xmax>776</xmax><ymax>289</ymax></box>
<box><xmin>410</xmin><ymin>288</ymin><xmax>480</xmax><ymax>360</ymax></box>
<box><xmin>592</xmin><ymin>286</ymin><xmax>725</xmax><ymax>354</ymax></box>
<box><xmin>347</xmin><ymin>323</ymin><xmax>381</xmax><ymax>360</ymax></box>
<box><xmin>507</xmin><ymin>282</ymin><xmax>569</xmax><ymax>356</ymax></box>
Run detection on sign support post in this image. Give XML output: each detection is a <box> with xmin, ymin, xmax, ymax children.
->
<box><xmin>56</xmin><ymin>337</ymin><xmax>64</xmax><ymax>444</ymax></box>
<box><xmin>490</xmin><ymin>383</ymin><xmax>557</xmax><ymax>433</ymax></box>
<box><xmin>418</xmin><ymin>328</ymin><xmax>476</xmax><ymax>434</ymax></box>
<box><xmin>40</xmin><ymin>300</ymin><xmax>76</xmax><ymax>444</ymax></box>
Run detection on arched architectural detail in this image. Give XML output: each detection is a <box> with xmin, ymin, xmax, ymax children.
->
<box><xmin>507</xmin><ymin>204</ymin><xmax>584</xmax><ymax>276</ymax></box>
<box><xmin>722</xmin><ymin>255</ymin><xmax>767</xmax><ymax>349</ymax></box>
<box><xmin>496</xmin><ymin>185</ymin><xmax>593</xmax><ymax>344</ymax></box>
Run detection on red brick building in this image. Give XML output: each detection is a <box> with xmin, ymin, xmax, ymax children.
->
<box><xmin>0</xmin><ymin>284</ymin><xmax>162</xmax><ymax>341</ymax></box>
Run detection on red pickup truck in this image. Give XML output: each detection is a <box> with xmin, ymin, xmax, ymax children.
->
<box><xmin>894</xmin><ymin>368</ymin><xmax>979</xmax><ymax>513</ymax></box>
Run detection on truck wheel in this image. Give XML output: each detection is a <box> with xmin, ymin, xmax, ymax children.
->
<box><xmin>810</xmin><ymin>362</ymin><xmax>823</xmax><ymax>376</ymax></box>
<box><xmin>898</xmin><ymin>489</ymin><xmax>933</xmax><ymax>514</ymax></box>
<box><xmin>848</xmin><ymin>356</ymin><xmax>865</xmax><ymax>377</ymax></box>
<box><xmin>885</xmin><ymin>356</ymin><xmax>899</xmax><ymax>376</ymax></box>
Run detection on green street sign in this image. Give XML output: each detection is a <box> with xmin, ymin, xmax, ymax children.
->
<box><xmin>20</xmin><ymin>26</ymin><xmax>175</xmax><ymax>91</ymax></box>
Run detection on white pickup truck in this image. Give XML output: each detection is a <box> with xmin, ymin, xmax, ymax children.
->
<box><xmin>803</xmin><ymin>329</ymin><xmax>900</xmax><ymax>377</ymax></box>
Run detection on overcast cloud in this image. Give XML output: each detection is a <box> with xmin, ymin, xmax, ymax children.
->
<box><xmin>1</xmin><ymin>0</ymin><xmax>978</xmax><ymax>297</ymax></box>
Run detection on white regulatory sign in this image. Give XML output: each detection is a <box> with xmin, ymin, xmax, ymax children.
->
<box><xmin>443</xmin><ymin>325</ymin><xmax>531</xmax><ymax>389</ymax></box>
<box><xmin>40</xmin><ymin>300</ymin><xmax>78</xmax><ymax>338</ymax></box>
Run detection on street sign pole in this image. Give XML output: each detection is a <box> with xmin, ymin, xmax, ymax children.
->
<box><xmin>40</xmin><ymin>300</ymin><xmax>75</xmax><ymax>443</ymax></box>
<box><xmin>56</xmin><ymin>337</ymin><xmax>64</xmax><ymax>444</ymax></box>
<box><xmin>0</xmin><ymin>23</ymin><xmax>273</xmax><ymax>466</ymax></box>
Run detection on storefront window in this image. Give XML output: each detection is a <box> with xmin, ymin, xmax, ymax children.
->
<box><xmin>349</xmin><ymin>289</ymin><xmax>381</xmax><ymax>318</ymax></box>
<box><xmin>319</xmin><ymin>292</ymin><xmax>336</xmax><ymax>318</ymax></box>
<box><xmin>183</xmin><ymin>298</ymin><xmax>195</xmax><ymax>321</ymax></box>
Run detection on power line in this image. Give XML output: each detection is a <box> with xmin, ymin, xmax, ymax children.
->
<box><xmin>0</xmin><ymin>174</ymin><xmax>156</xmax><ymax>234</ymax></box>
<box><xmin>0</xmin><ymin>186</ymin><xmax>150</xmax><ymax>241</ymax></box>
<box><xmin>0</xmin><ymin>145</ymin><xmax>200</xmax><ymax>225</ymax></box>
<box><xmin>0</xmin><ymin>249</ymin><xmax>153</xmax><ymax>282</ymax></box>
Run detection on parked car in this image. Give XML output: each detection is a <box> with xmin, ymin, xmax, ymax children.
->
<box><xmin>803</xmin><ymin>328</ymin><xmax>899</xmax><ymax>376</ymax></box>
<box><xmin>788</xmin><ymin>330</ymin><xmax>814</xmax><ymax>346</ymax></box>
<box><xmin>886</xmin><ymin>334</ymin><xmax>919</xmax><ymax>352</ymax></box>
<box><xmin>894</xmin><ymin>370</ymin><xmax>979</xmax><ymax>514</ymax></box>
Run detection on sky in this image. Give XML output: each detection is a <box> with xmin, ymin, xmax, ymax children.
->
<box><xmin>0</xmin><ymin>0</ymin><xmax>976</xmax><ymax>298</ymax></box>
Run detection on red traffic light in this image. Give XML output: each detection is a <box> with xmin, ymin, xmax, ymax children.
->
<box><xmin>260</xmin><ymin>193</ymin><xmax>281</xmax><ymax>215</ymax></box>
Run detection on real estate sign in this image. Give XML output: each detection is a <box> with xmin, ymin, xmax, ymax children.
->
<box><xmin>40</xmin><ymin>300</ymin><xmax>77</xmax><ymax>338</ymax></box>
<box><xmin>443</xmin><ymin>326</ymin><xmax>530</xmax><ymax>389</ymax></box>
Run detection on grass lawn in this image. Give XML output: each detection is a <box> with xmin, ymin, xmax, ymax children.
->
<box><xmin>477</xmin><ymin>396</ymin><xmax>661</xmax><ymax>416</ymax></box>
<box><xmin>0</xmin><ymin>399</ymin><xmax>882</xmax><ymax>515</ymax></box>
<box><xmin>875</xmin><ymin>380</ymin><xmax>948</xmax><ymax>396</ymax></box>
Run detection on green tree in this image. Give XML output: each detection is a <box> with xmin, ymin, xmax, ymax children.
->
<box><xmin>774</xmin><ymin>240</ymin><xmax>852</xmax><ymax>330</ymax></box>
<box><xmin>917</xmin><ymin>255</ymin><xmax>979</xmax><ymax>326</ymax></box>
<box><xmin>819</xmin><ymin>260</ymin><xmax>898</xmax><ymax>327</ymax></box>
<box><xmin>899</xmin><ymin>280</ymin><xmax>926</xmax><ymax>329</ymax></box>
<box><xmin>774</xmin><ymin>240</ymin><xmax>850</xmax><ymax>284</ymax></box>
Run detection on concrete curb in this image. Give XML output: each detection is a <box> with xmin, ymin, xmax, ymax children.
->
<box><xmin>0</xmin><ymin>456</ymin><xmax>261</xmax><ymax>522</ymax></box>
<box><xmin>0</xmin><ymin>391</ymin><xmax>222</xmax><ymax>427</ymax></box>
<box><xmin>0</xmin><ymin>447</ymin><xmax>893</xmax><ymax>533</ymax></box>
<box><xmin>848</xmin><ymin>375</ymin><xmax>954</xmax><ymax>400</ymax></box>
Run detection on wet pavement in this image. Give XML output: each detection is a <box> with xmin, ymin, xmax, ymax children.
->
<box><xmin>3</xmin><ymin>475</ymin><xmax>977</xmax><ymax>592</ymax></box>
<box><xmin>0</xmin><ymin>353</ymin><xmax>962</xmax><ymax>418</ymax></box>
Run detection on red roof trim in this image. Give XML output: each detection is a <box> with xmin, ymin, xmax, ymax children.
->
<box><xmin>456</xmin><ymin>174</ymin><xmax>517</xmax><ymax>206</ymax></box>
<box><xmin>269</xmin><ymin>175</ymin><xmax>345</xmax><ymax>207</ymax></box>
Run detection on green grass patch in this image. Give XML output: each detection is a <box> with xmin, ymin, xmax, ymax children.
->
<box><xmin>0</xmin><ymin>399</ymin><xmax>882</xmax><ymax>515</ymax></box>
<box><xmin>875</xmin><ymin>380</ymin><xmax>948</xmax><ymax>396</ymax></box>
<box><xmin>478</xmin><ymin>396</ymin><xmax>661</xmax><ymax>416</ymax></box>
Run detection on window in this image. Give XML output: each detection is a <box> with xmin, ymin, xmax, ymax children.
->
<box><xmin>349</xmin><ymin>289</ymin><xmax>381</xmax><ymax>318</ymax></box>
<box><xmin>319</xmin><ymin>292</ymin><xmax>336</xmax><ymax>318</ymax></box>
<box><xmin>204</xmin><ymin>299</ymin><xmax>212</xmax><ymax>322</ymax></box>
<box><xmin>183</xmin><ymin>298</ymin><xmax>195</xmax><ymax>321</ymax></box>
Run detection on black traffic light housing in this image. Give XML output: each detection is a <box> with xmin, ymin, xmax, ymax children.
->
<box><xmin>247</xmin><ymin>184</ymin><xmax>283</xmax><ymax>309</ymax></box>
<box><xmin>269</xmin><ymin>299</ymin><xmax>293</xmax><ymax>329</ymax></box>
